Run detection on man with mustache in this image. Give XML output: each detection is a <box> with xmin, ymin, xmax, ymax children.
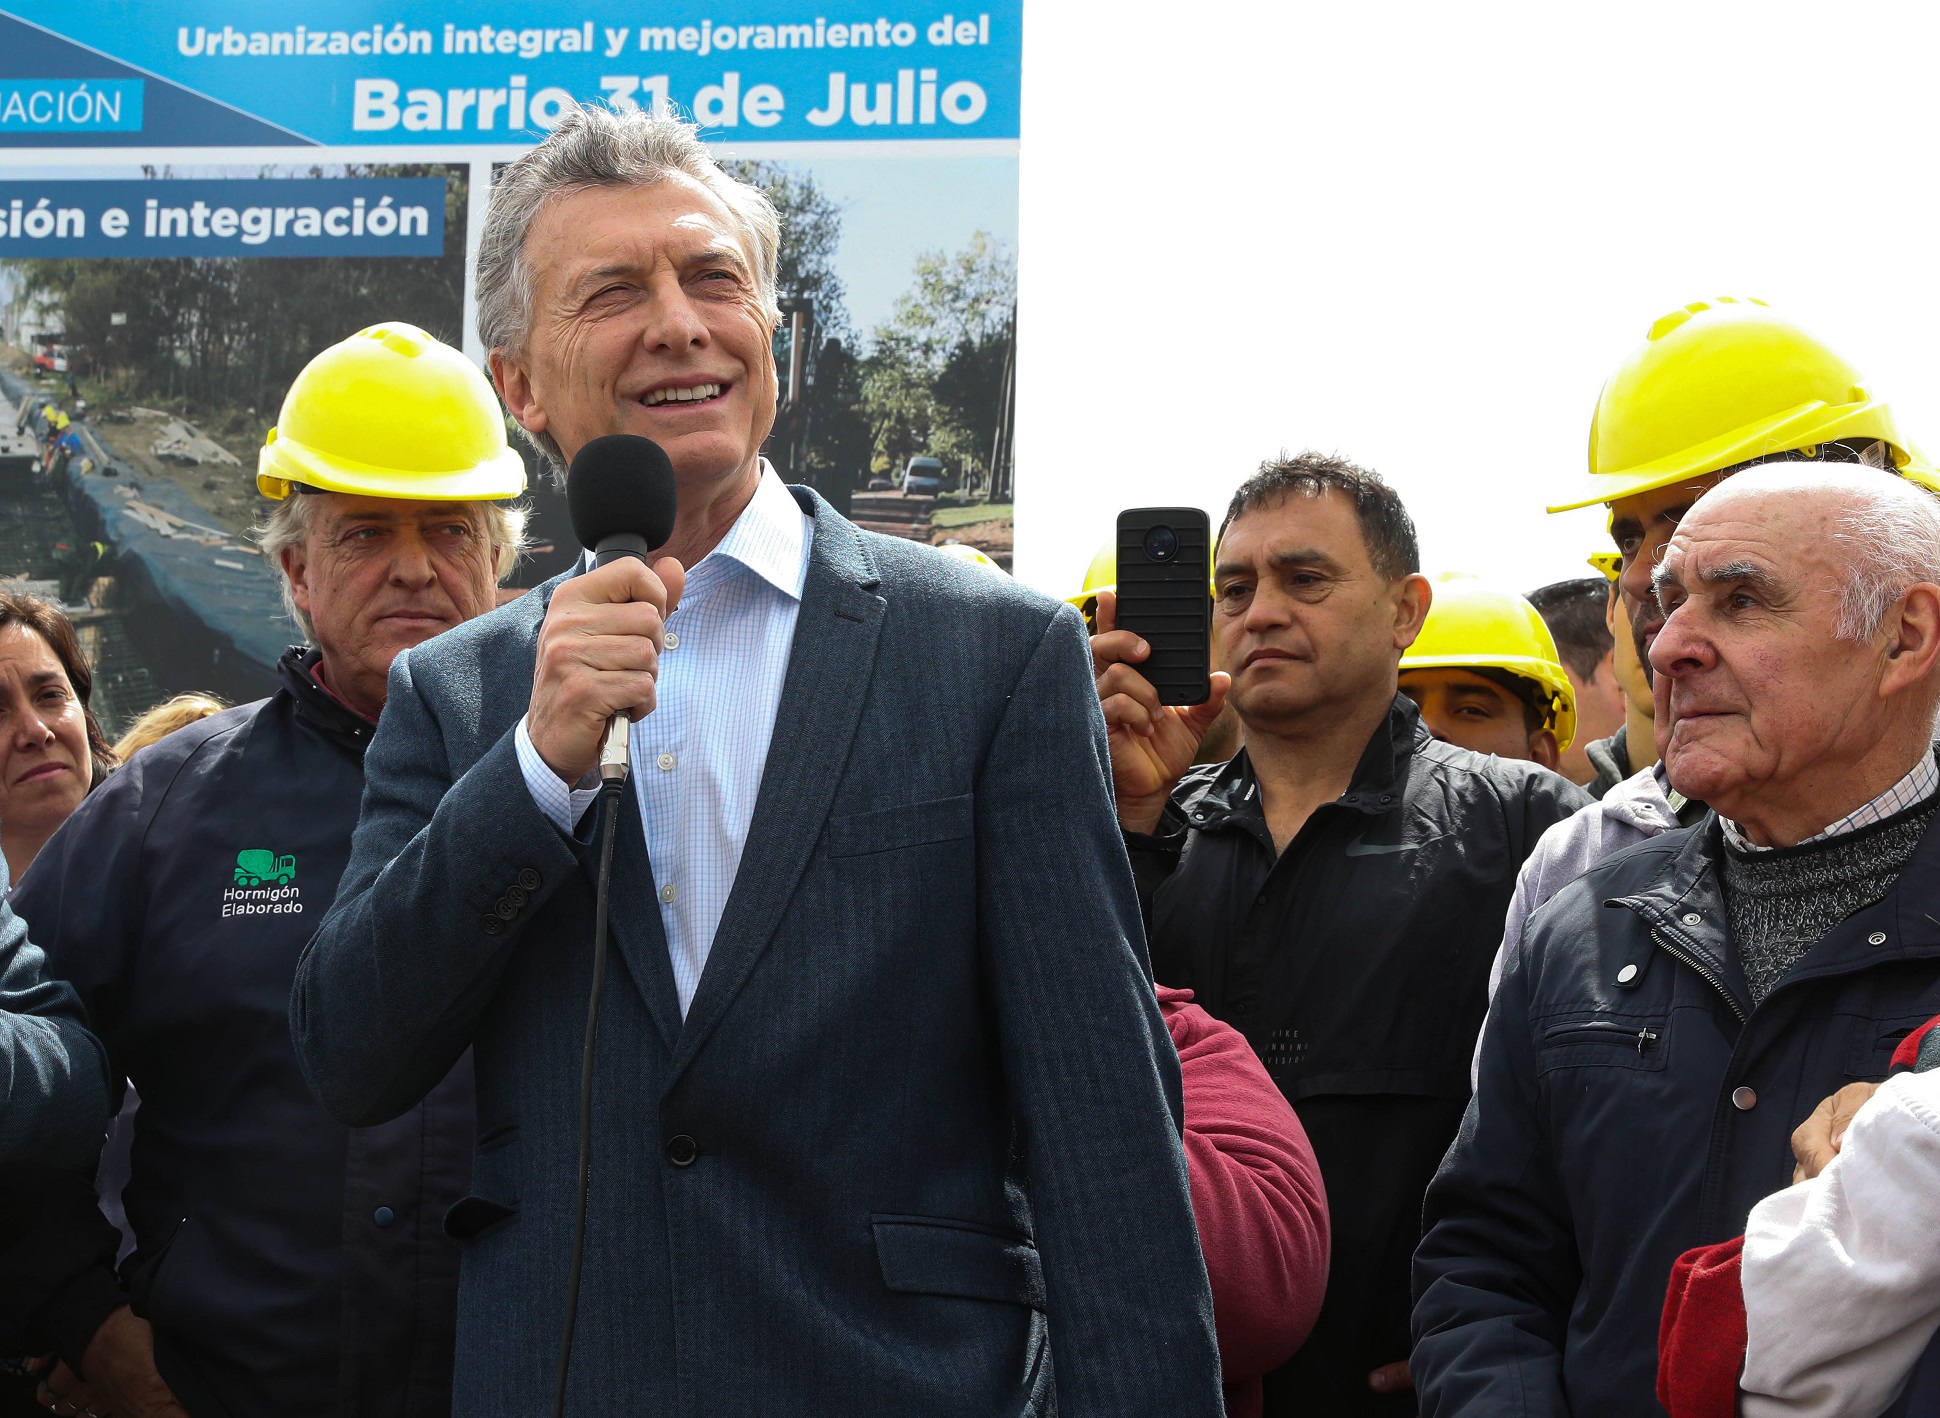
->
<box><xmin>18</xmin><ymin>323</ymin><xmax>527</xmax><ymax>1418</ymax></box>
<box><xmin>1092</xmin><ymin>450</ymin><xmax>1586</xmax><ymax>1414</ymax></box>
<box><xmin>1414</xmin><ymin>465</ymin><xmax>1940</xmax><ymax>1416</ymax></box>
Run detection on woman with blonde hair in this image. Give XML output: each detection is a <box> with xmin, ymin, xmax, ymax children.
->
<box><xmin>111</xmin><ymin>693</ymin><xmax>227</xmax><ymax>763</ymax></box>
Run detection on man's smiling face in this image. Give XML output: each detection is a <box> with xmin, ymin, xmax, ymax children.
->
<box><xmin>491</xmin><ymin>174</ymin><xmax>778</xmax><ymax>497</ymax></box>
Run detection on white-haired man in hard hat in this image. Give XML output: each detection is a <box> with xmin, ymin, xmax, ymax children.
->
<box><xmin>21</xmin><ymin>323</ymin><xmax>526</xmax><ymax>1418</ymax></box>
<box><xmin>1468</xmin><ymin>300</ymin><xmax>1940</xmax><ymax>1095</ymax></box>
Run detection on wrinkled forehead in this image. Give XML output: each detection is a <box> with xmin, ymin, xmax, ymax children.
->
<box><xmin>310</xmin><ymin>493</ymin><xmax>492</xmax><ymax>527</ymax></box>
<box><xmin>0</xmin><ymin>622</ymin><xmax>68</xmax><ymax>680</ymax></box>
<box><xmin>532</xmin><ymin>174</ymin><xmax>748</xmax><ymax>284</ymax></box>
<box><xmin>1218</xmin><ymin>488</ymin><xmax>1367</xmax><ymax>568</ymax></box>
<box><xmin>1655</xmin><ymin>499</ymin><xmax>1839</xmax><ymax>600</ymax></box>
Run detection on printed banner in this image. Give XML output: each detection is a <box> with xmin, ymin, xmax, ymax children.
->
<box><xmin>0</xmin><ymin>3</ymin><xmax>1021</xmax><ymax>147</ymax></box>
<box><xmin>0</xmin><ymin>1</ymin><xmax>1020</xmax><ymax>730</ymax></box>
<box><xmin>0</xmin><ymin>179</ymin><xmax>447</xmax><ymax>257</ymax></box>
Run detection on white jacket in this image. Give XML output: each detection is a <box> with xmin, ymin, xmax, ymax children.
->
<box><xmin>1472</xmin><ymin>762</ymin><xmax>1680</xmax><ymax>1087</ymax></box>
<box><xmin>1739</xmin><ymin>1068</ymin><xmax>1940</xmax><ymax>1418</ymax></box>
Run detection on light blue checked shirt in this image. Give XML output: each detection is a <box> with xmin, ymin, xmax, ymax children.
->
<box><xmin>514</xmin><ymin>466</ymin><xmax>813</xmax><ymax>1016</ymax></box>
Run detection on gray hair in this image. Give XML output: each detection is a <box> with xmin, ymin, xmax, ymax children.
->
<box><xmin>255</xmin><ymin>494</ymin><xmax>529</xmax><ymax>641</ymax></box>
<box><xmin>1825</xmin><ymin>474</ymin><xmax>1940</xmax><ymax>640</ymax></box>
<box><xmin>475</xmin><ymin>104</ymin><xmax>782</xmax><ymax>473</ymax></box>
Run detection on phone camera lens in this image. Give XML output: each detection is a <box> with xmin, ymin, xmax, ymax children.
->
<box><xmin>1143</xmin><ymin>525</ymin><xmax>1179</xmax><ymax>563</ymax></box>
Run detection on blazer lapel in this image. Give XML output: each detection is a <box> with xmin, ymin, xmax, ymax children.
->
<box><xmin>667</xmin><ymin>494</ymin><xmax>884</xmax><ymax>1080</ymax></box>
<box><xmin>529</xmin><ymin>568</ymin><xmax>685</xmax><ymax>1052</ymax></box>
<box><xmin>575</xmin><ymin>790</ymin><xmax>684</xmax><ymax>1055</ymax></box>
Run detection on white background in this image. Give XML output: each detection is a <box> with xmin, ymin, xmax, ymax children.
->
<box><xmin>1010</xmin><ymin>0</ymin><xmax>1940</xmax><ymax>598</ymax></box>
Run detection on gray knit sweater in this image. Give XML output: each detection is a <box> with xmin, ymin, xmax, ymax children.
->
<box><xmin>1720</xmin><ymin>798</ymin><xmax>1938</xmax><ymax>1006</ymax></box>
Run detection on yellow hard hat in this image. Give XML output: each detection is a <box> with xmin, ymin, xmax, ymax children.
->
<box><xmin>1401</xmin><ymin>578</ymin><xmax>1577</xmax><ymax>751</ymax></box>
<box><xmin>258</xmin><ymin>322</ymin><xmax>526</xmax><ymax>501</ymax></box>
<box><xmin>1551</xmin><ymin>297</ymin><xmax>1937</xmax><ymax>513</ymax></box>
<box><xmin>937</xmin><ymin>542</ymin><xmax>1009</xmax><ymax>576</ymax></box>
<box><xmin>1064</xmin><ymin>540</ymin><xmax>1219</xmax><ymax>609</ymax></box>
<box><xmin>1066</xmin><ymin>540</ymin><xmax>1119</xmax><ymax>608</ymax></box>
<box><xmin>1587</xmin><ymin>551</ymin><xmax>1621</xmax><ymax>581</ymax></box>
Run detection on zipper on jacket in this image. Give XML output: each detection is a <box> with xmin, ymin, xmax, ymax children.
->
<box><xmin>1649</xmin><ymin>926</ymin><xmax>1747</xmax><ymax>1025</ymax></box>
<box><xmin>1541</xmin><ymin>1019</ymin><xmax>1665</xmax><ymax>1056</ymax></box>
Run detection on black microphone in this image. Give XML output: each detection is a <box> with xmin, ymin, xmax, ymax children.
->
<box><xmin>554</xmin><ymin>435</ymin><xmax>677</xmax><ymax>1418</ymax></box>
<box><xmin>566</xmin><ymin>434</ymin><xmax>679</xmax><ymax>783</ymax></box>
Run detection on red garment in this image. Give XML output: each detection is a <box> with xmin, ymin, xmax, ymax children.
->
<box><xmin>1658</xmin><ymin>1234</ymin><xmax>1747</xmax><ymax>1418</ymax></box>
<box><xmin>1657</xmin><ymin>1012</ymin><xmax>1940</xmax><ymax>1417</ymax></box>
<box><xmin>1159</xmin><ymin>985</ymin><xmax>1330</xmax><ymax>1418</ymax></box>
<box><xmin>1894</xmin><ymin>1015</ymin><xmax>1940</xmax><ymax>1070</ymax></box>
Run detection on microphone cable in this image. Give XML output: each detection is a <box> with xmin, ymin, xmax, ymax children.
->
<box><xmin>552</xmin><ymin>770</ymin><xmax>627</xmax><ymax>1418</ymax></box>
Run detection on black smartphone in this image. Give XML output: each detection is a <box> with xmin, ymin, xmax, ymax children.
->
<box><xmin>1114</xmin><ymin>507</ymin><xmax>1212</xmax><ymax>706</ymax></box>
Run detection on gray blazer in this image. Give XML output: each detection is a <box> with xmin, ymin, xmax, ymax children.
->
<box><xmin>291</xmin><ymin>491</ymin><xmax>1222</xmax><ymax>1416</ymax></box>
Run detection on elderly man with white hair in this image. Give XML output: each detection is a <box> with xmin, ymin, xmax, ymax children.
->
<box><xmin>16</xmin><ymin>322</ymin><xmax>527</xmax><ymax>1418</ymax></box>
<box><xmin>1412</xmin><ymin>465</ymin><xmax>1940</xmax><ymax>1418</ymax></box>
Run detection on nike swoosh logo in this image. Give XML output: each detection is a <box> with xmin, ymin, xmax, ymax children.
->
<box><xmin>1343</xmin><ymin>837</ymin><xmax>1414</xmax><ymax>857</ymax></box>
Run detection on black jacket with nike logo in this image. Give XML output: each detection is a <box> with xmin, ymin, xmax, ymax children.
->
<box><xmin>1126</xmin><ymin>693</ymin><xmax>1587</xmax><ymax>1417</ymax></box>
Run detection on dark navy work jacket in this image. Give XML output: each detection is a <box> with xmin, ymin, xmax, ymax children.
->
<box><xmin>15</xmin><ymin>647</ymin><xmax>474</xmax><ymax>1418</ymax></box>
<box><xmin>1414</xmin><ymin>803</ymin><xmax>1940</xmax><ymax>1417</ymax></box>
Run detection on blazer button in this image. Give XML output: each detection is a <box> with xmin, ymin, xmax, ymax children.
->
<box><xmin>504</xmin><ymin>885</ymin><xmax>528</xmax><ymax>910</ymax></box>
<box><xmin>516</xmin><ymin>868</ymin><xmax>542</xmax><ymax>892</ymax></box>
<box><xmin>665</xmin><ymin>1135</ymin><xmax>698</xmax><ymax>1167</ymax></box>
<box><xmin>481</xmin><ymin>916</ymin><xmax>503</xmax><ymax>936</ymax></box>
<box><xmin>494</xmin><ymin>897</ymin><xmax>518</xmax><ymax>920</ymax></box>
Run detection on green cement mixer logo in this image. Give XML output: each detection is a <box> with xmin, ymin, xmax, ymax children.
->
<box><xmin>222</xmin><ymin>849</ymin><xmax>304</xmax><ymax>919</ymax></box>
<box><xmin>233</xmin><ymin>849</ymin><xmax>295</xmax><ymax>886</ymax></box>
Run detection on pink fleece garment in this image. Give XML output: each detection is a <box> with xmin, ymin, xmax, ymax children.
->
<box><xmin>1159</xmin><ymin>985</ymin><xmax>1331</xmax><ymax>1418</ymax></box>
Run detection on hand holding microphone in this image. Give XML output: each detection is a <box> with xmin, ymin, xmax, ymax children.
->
<box><xmin>527</xmin><ymin>435</ymin><xmax>681</xmax><ymax>787</ymax></box>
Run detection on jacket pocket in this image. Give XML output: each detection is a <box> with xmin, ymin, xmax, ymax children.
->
<box><xmin>1536</xmin><ymin>1014</ymin><xmax>1669</xmax><ymax>1074</ymax></box>
<box><xmin>827</xmin><ymin>794</ymin><xmax>974</xmax><ymax>858</ymax></box>
<box><xmin>871</xmin><ymin>1215</ymin><xmax>1045</xmax><ymax>1310</ymax></box>
<box><xmin>443</xmin><ymin>1196</ymin><xmax>518</xmax><ymax>1245</ymax></box>
<box><xmin>1847</xmin><ymin>1011</ymin><xmax>1938</xmax><ymax>1078</ymax></box>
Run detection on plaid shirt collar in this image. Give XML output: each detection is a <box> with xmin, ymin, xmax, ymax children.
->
<box><xmin>1721</xmin><ymin>751</ymin><xmax>1940</xmax><ymax>853</ymax></box>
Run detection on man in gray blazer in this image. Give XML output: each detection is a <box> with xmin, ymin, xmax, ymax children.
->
<box><xmin>290</xmin><ymin>106</ymin><xmax>1222</xmax><ymax>1416</ymax></box>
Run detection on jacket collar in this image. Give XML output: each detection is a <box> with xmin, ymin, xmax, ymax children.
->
<box><xmin>278</xmin><ymin>645</ymin><xmax>375</xmax><ymax>758</ymax></box>
<box><xmin>1610</xmin><ymin>798</ymin><xmax>1940</xmax><ymax>1013</ymax></box>
<box><xmin>1182</xmin><ymin>691</ymin><xmax>1425</xmax><ymax>831</ymax></box>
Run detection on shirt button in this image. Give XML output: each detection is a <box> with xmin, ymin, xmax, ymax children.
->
<box><xmin>373</xmin><ymin>1206</ymin><xmax>395</xmax><ymax>1227</ymax></box>
<box><xmin>1682</xmin><ymin>913</ymin><xmax>1702</xmax><ymax>926</ymax></box>
<box><xmin>660</xmin><ymin>882</ymin><xmax>677</xmax><ymax>903</ymax></box>
<box><xmin>1732</xmin><ymin>1086</ymin><xmax>1757</xmax><ymax>1111</ymax></box>
<box><xmin>664</xmin><ymin>631</ymin><xmax>680</xmax><ymax>650</ymax></box>
<box><xmin>657</xmin><ymin>752</ymin><xmax>676</xmax><ymax>771</ymax></box>
<box><xmin>666</xmin><ymin>1135</ymin><xmax>697</xmax><ymax>1167</ymax></box>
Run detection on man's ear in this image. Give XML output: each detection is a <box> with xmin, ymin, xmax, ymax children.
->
<box><xmin>1392</xmin><ymin>574</ymin><xmax>1432</xmax><ymax>652</ymax></box>
<box><xmin>489</xmin><ymin>349</ymin><xmax>548</xmax><ymax>437</ymax></box>
<box><xmin>1880</xmin><ymin>582</ymin><xmax>1940</xmax><ymax>698</ymax></box>
<box><xmin>1529</xmin><ymin>728</ymin><xmax>1562</xmax><ymax>773</ymax></box>
<box><xmin>280</xmin><ymin>540</ymin><xmax>313</xmax><ymax>618</ymax></box>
